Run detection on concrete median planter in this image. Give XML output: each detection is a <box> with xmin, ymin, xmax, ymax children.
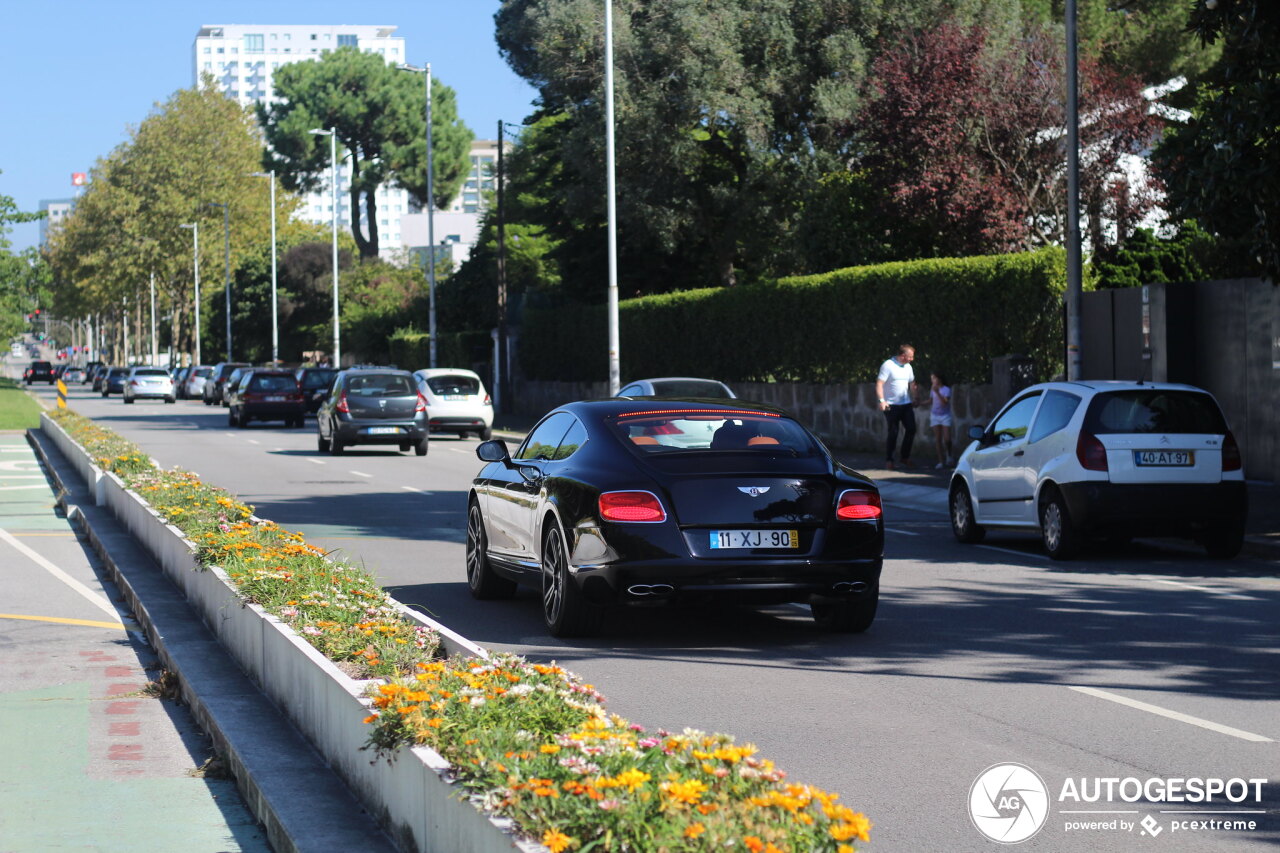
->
<box><xmin>40</xmin><ymin>413</ymin><xmax>542</xmax><ymax>853</ymax></box>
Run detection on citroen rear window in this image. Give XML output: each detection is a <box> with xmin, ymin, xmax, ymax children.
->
<box><xmin>648</xmin><ymin>379</ymin><xmax>733</xmax><ymax>398</ymax></box>
<box><xmin>611</xmin><ymin>410</ymin><xmax>818</xmax><ymax>454</ymax></box>
<box><xmin>426</xmin><ymin>374</ymin><xmax>480</xmax><ymax>395</ymax></box>
<box><xmin>1084</xmin><ymin>390</ymin><xmax>1227</xmax><ymax>435</ymax></box>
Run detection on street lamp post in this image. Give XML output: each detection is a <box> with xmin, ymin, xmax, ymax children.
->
<box><xmin>149</xmin><ymin>270</ymin><xmax>157</xmax><ymax>365</ymax></box>
<box><xmin>1065</xmin><ymin>0</ymin><xmax>1083</xmax><ymax>380</ymax></box>
<box><xmin>207</xmin><ymin>202</ymin><xmax>231</xmax><ymax>361</ymax></box>
<box><xmin>604</xmin><ymin>0</ymin><xmax>621</xmax><ymax>395</ymax></box>
<box><xmin>398</xmin><ymin>62</ymin><xmax>437</xmax><ymax>368</ymax></box>
<box><xmin>251</xmin><ymin>171</ymin><xmax>279</xmax><ymax>364</ymax></box>
<box><xmin>310</xmin><ymin>127</ymin><xmax>341</xmax><ymax>367</ymax></box>
<box><xmin>179</xmin><ymin>222</ymin><xmax>201</xmax><ymax>366</ymax></box>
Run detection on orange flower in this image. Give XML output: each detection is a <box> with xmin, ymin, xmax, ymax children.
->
<box><xmin>743</xmin><ymin>838</ymin><xmax>765</xmax><ymax>853</ymax></box>
<box><xmin>541</xmin><ymin>830</ymin><xmax>572</xmax><ymax>853</ymax></box>
<box><xmin>684</xmin><ymin>822</ymin><xmax>706</xmax><ymax>839</ymax></box>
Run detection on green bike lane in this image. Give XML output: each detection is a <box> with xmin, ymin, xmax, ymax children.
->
<box><xmin>0</xmin><ymin>432</ymin><xmax>269</xmax><ymax>853</ymax></box>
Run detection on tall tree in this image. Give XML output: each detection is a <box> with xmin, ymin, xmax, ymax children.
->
<box><xmin>0</xmin><ymin>175</ymin><xmax>48</xmax><ymax>342</ymax></box>
<box><xmin>46</xmin><ymin>80</ymin><xmax>294</xmax><ymax>362</ymax></box>
<box><xmin>257</xmin><ymin>47</ymin><xmax>472</xmax><ymax>260</ymax></box>
<box><xmin>1153</xmin><ymin>0</ymin><xmax>1280</xmax><ymax>280</ymax></box>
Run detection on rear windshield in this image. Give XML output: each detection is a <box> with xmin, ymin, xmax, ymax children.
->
<box><xmin>134</xmin><ymin>368</ymin><xmax>169</xmax><ymax>377</ymax></box>
<box><xmin>610</xmin><ymin>410</ymin><xmax>819</xmax><ymax>455</ymax></box>
<box><xmin>345</xmin><ymin>374</ymin><xmax>416</xmax><ymax>396</ymax></box>
<box><xmin>648</xmin><ymin>379</ymin><xmax>732</xmax><ymax>398</ymax></box>
<box><xmin>192</xmin><ymin>368</ymin><xmax>214</xmax><ymax>378</ymax></box>
<box><xmin>249</xmin><ymin>374</ymin><xmax>297</xmax><ymax>391</ymax></box>
<box><xmin>300</xmin><ymin>369</ymin><xmax>337</xmax><ymax>389</ymax></box>
<box><xmin>426</xmin><ymin>374</ymin><xmax>480</xmax><ymax>395</ymax></box>
<box><xmin>1084</xmin><ymin>390</ymin><xmax>1227</xmax><ymax>435</ymax></box>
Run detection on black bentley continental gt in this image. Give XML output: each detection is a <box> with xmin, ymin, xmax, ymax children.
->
<box><xmin>467</xmin><ymin>399</ymin><xmax>884</xmax><ymax>637</ymax></box>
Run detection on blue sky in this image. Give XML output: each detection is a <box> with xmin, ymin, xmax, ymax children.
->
<box><xmin>0</xmin><ymin>0</ymin><xmax>540</xmax><ymax>252</ymax></box>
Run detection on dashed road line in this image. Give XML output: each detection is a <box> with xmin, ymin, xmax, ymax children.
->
<box><xmin>247</xmin><ymin>439</ymin><xmax>260</xmax><ymax>445</ymax></box>
<box><xmin>1068</xmin><ymin>685</ymin><xmax>1273</xmax><ymax>742</ymax></box>
<box><xmin>1152</xmin><ymin>579</ymin><xmax>1251</xmax><ymax>600</ymax></box>
<box><xmin>350</xmin><ymin>470</ymin><xmax>373</xmax><ymax>478</ymax></box>
<box><xmin>977</xmin><ymin>544</ymin><xmax>1049</xmax><ymax>561</ymax></box>
<box><xmin>306</xmin><ymin>458</ymin><xmax>325</xmax><ymax>465</ymax></box>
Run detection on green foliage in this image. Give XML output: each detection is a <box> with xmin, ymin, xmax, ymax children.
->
<box><xmin>340</xmin><ymin>260</ymin><xmax>429</xmax><ymax>364</ymax></box>
<box><xmin>388</xmin><ymin>328</ymin><xmax>492</xmax><ymax>372</ymax></box>
<box><xmin>1090</xmin><ymin>221</ymin><xmax>1256</xmax><ymax>289</ymax></box>
<box><xmin>1154</xmin><ymin>0</ymin><xmax>1280</xmax><ymax>280</ymax></box>
<box><xmin>520</xmin><ymin>249</ymin><xmax>1068</xmax><ymax>385</ymax></box>
<box><xmin>0</xmin><ymin>173</ymin><xmax>50</xmax><ymax>342</ymax></box>
<box><xmin>258</xmin><ymin>48</ymin><xmax>472</xmax><ymax>259</ymax></box>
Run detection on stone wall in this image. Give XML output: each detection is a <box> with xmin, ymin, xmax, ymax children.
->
<box><xmin>510</xmin><ymin>379</ymin><xmax>1005</xmax><ymax>453</ymax></box>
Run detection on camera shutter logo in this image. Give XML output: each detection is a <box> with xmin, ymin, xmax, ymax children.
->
<box><xmin>969</xmin><ymin>763</ymin><xmax>1050</xmax><ymax>844</ymax></box>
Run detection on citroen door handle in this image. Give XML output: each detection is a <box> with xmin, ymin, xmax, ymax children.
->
<box><xmin>1013</xmin><ymin>450</ymin><xmax>1024</xmax><ymax>457</ymax></box>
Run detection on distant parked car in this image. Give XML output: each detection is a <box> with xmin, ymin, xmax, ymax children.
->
<box><xmin>413</xmin><ymin>368</ymin><xmax>493</xmax><ymax>440</ymax></box>
<box><xmin>616</xmin><ymin>377</ymin><xmax>737</xmax><ymax>399</ymax></box>
<box><xmin>62</xmin><ymin>367</ymin><xmax>85</xmax><ymax>384</ymax></box>
<box><xmin>225</xmin><ymin>369</ymin><xmax>306</xmax><ymax>428</ymax></box>
<box><xmin>100</xmin><ymin>367</ymin><xmax>129</xmax><ymax>397</ymax></box>
<box><xmin>180</xmin><ymin>365</ymin><xmax>213</xmax><ymax>400</ymax></box>
<box><xmin>202</xmin><ymin>362</ymin><xmax>251</xmax><ymax>406</ymax></box>
<box><xmin>316</xmin><ymin>368</ymin><xmax>428</xmax><ymax>456</ymax></box>
<box><xmin>25</xmin><ymin>360</ymin><xmax>55</xmax><ymax>385</ymax></box>
<box><xmin>83</xmin><ymin>361</ymin><xmax>104</xmax><ymax>384</ymax></box>
<box><xmin>949</xmin><ymin>380</ymin><xmax>1247</xmax><ymax>559</ymax></box>
<box><xmin>294</xmin><ymin>367</ymin><xmax>339</xmax><ymax>414</ymax></box>
<box><xmin>122</xmin><ymin>367</ymin><xmax>176</xmax><ymax>404</ymax></box>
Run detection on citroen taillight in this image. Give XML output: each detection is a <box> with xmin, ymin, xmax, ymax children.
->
<box><xmin>1222</xmin><ymin>430</ymin><xmax>1242</xmax><ymax>471</ymax></box>
<box><xmin>1076</xmin><ymin>431</ymin><xmax>1108</xmax><ymax>471</ymax></box>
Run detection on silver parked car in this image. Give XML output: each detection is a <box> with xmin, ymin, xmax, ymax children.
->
<box><xmin>616</xmin><ymin>377</ymin><xmax>737</xmax><ymax>399</ymax></box>
<box><xmin>122</xmin><ymin>366</ymin><xmax>176</xmax><ymax>404</ymax></box>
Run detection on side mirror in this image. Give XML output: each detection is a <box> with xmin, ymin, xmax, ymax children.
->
<box><xmin>968</xmin><ymin>426</ymin><xmax>986</xmax><ymax>442</ymax></box>
<box><xmin>476</xmin><ymin>439</ymin><xmax>510</xmax><ymax>464</ymax></box>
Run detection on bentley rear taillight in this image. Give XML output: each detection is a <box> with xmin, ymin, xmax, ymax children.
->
<box><xmin>836</xmin><ymin>490</ymin><xmax>882</xmax><ymax>520</ymax></box>
<box><xmin>599</xmin><ymin>491</ymin><xmax>667</xmax><ymax>522</ymax></box>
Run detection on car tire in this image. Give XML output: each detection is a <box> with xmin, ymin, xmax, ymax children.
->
<box><xmin>101</xmin><ymin>391</ymin><xmax>108</xmax><ymax>398</ymax></box>
<box><xmin>811</xmin><ymin>585</ymin><xmax>878</xmax><ymax>633</ymax></box>
<box><xmin>479</xmin><ymin>427</ymin><xmax>492</xmax><ymax>442</ymax></box>
<box><xmin>228</xmin><ymin>409</ymin><xmax>238</xmax><ymax>427</ymax></box>
<box><xmin>203</xmin><ymin>397</ymin><xmax>211</xmax><ymax>406</ymax></box>
<box><xmin>414</xmin><ymin>438</ymin><xmax>429</xmax><ymax>457</ymax></box>
<box><xmin>123</xmin><ymin>395</ymin><xmax>134</xmax><ymax>404</ymax></box>
<box><xmin>317</xmin><ymin>433</ymin><xmax>330</xmax><ymax>453</ymax></box>
<box><xmin>541</xmin><ymin>521</ymin><xmax>600</xmax><ymax>638</ymax></box>
<box><xmin>329</xmin><ymin>437</ymin><xmax>344</xmax><ymax>456</ymax></box>
<box><xmin>465</xmin><ymin>501</ymin><xmax>516</xmax><ymax>600</ymax></box>
<box><xmin>949</xmin><ymin>481</ymin><xmax>985</xmax><ymax>544</ymax></box>
<box><xmin>165</xmin><ymin>396</ymin><xmax>175</xmax><ymax>404</ymax></box>
<box><xmin>1202</xmin><ymin>521</ymin><xmax>1244</xmax><ymax>559</ymax></box>
<box><xmin>1040</xmin><ymin>487</ymin><xmax>1080</xmax><ymax>560</ymax></box>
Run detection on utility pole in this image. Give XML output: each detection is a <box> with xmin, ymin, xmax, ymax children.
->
<box><xmin>496</xmin><ymin>119</ymin><xmax>508</xmax><ymax>415</ymax></box>
<box><xmin>1065</xmin><ymin>0</ymin><xmax>1083</xmax><ymax>379</ymax></box>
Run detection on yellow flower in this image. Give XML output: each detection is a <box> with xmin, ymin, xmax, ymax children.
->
<box><xmin>661</xmin><ymin>778</ymin><xmax>708</xmax><ymax>805</ymax></box>
<box><xmin>541</xmin><ymin>830</ymin><xmax>572</xmax><ymax>853</ymax></box>
<box><xmin>540</xmin><ymin>744</ymin><xmax>561</xmax><ymax>754</ymax></box>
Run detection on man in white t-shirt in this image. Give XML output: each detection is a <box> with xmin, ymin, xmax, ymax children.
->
<box><xmin>875</xmin><ymin>344</ymin><xmax>918</xmax><ymax>470</ymax></box>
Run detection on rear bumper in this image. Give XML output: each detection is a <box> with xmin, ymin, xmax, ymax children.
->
<box><xmin>1058</xmin><ymin>480</ymin><xmax>1247</xmax><ymax>535</ymax></box>
<box><xmin>242</xmin><ymin>402</ymin><xmax>306</xmax><ymax>420</ymax></box>
<box><xmin>333</xmin><ymin>420</ymin><xmax>427</xmax><ymax>445</ymax></box>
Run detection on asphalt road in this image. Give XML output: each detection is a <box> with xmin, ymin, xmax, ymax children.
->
<box><xmin>28</xmin><ymin>380</ymin><xmax>1280</xmax><ymax>853</ymax></box>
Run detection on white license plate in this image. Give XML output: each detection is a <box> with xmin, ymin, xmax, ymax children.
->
<box><xmin>1134</xmin><ymin>450</ymin><xmax>1193</xmax><ymax>467</ymax></box>
<box><xmin>367</xmin><ymin>426</ymin><xmax>401</xmax><ymax>435</ymax></box>
<box><xmin>709</xmin><ymin>529</ymin><xmax>798</xmax><ymax>549</ymax></box>
<box><xmin>265</xmin><ymin>395</ymin><xmax>285</xmax><ymax>402</ymax></box>
<box><xmin>444</xmin><ymin>394</ymin><xmax>468</xmax><ymax>401</ymax></box>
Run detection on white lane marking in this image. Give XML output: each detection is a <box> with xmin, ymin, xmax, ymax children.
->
<box><xmin>1068</xmin><ymin>686</ymin><xmax>1273</xmax><ymax>743</ymax></box>
<box><xmin>306</xmin><ymin>458</ymin><xmax>325</xmax><ymax>465</ymax></box>
<box><xmin>1154</xmin><ymin>579</ymin><xmax>1251</xmax><ymax>600</ymax></box>
<box><xmin>977</xmin><ymin>544</ymin><xmax>1049</xmax><ymax>561</ymax></box>
<box><xmin>401</xmin><ymin>486</ymin><xmax>426</xmax><ymax>493</ymax></box>
<box><xmin>0</xmin><ymin>528</ymin><xmax>123</xmax><ymax>624</ymax></box>
<box><xmin>351</xmin><ymin>470</ymin><xmax>373</xmax><ymax>478</ymax></box>
<box><xmin>247</xmin><ymin>439</ymin><xmax>260</xmax><ymax>445</ymax></box>
<box><xmin>884</xmin><ymin>527</ymin><xmax>919</xmax><ymax>536</ymax></box>
<box><xmin>446</xmin><ymin>446</ymin><xmax>471</xmax><ymax>454</ymax></box>
<box><xmin>0</xmin><ymin>484</ymin><xmax>48</xmax><ymax>491</ymax></box>
<box><xmin>224</xmin><ymin>433</ymin><xmax>236</xmax><ymax>438</ymax></box>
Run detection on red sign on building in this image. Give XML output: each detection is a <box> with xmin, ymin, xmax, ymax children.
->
<box><xmin>71</xmin><ymin>172</ymin><xmax>87</xmax><ymax>186</ymax></box>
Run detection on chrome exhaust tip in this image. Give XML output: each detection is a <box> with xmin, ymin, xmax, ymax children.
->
<box><xmin>833</xmin><ymin>581</ymin><xmax>868</xmax><ymax>593</ymax></box>
<box><xmin>627</xmin><ymin>584</ymin><xmax>675</xmax><ymax>597</ymax></box>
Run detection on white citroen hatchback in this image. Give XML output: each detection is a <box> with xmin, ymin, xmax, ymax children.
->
<box><xmin>948</xmin><ymin>381</ymin><xmax>1246</xmax><ymax>559</ymax></box>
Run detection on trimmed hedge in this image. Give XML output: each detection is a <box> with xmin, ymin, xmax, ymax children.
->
<box><xmin>520</xmin><ymin>249</ymin><xmax>1069</xmax><ymax>384</ymax></box>
<box><xmin>387</xmin><ymin>328</ymin><xmax>493</xmax><ymax>373</ymax></box>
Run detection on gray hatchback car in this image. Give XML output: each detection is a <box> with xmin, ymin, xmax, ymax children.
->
<box><xmin>315</xmin><ymin>368</ymin><xmax>428</xmax><ymax>456</ymax></box>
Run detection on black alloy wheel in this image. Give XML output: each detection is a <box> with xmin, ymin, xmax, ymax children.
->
<box><xmin>1039</xmin><ymin>487</ymin><xmax>1080</xmax><ymax>560</ymax></box>
<box><xmin>811</xmin><ymin>584</ymin><xmax>879</xmax><ymax>633</ymax></box>
<box><xmin>949</xmin><ymin>481</ymin><xmax>985</xmax><ymax>543</ymax></box>
<box><xmin>541</xmin><ymin>521</ymin><xmax>600</xmax><ymax>638</ymax></box>
<box><xmin>465</xmin><ymin>501</ymin><xmax>516</xmax><ymax>599</ymax></box>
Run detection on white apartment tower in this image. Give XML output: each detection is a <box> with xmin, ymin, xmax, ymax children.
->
<box><xmin>193</xmin><ymin>25</ymin><xmax>411</xmax><ymax>253</ymax></box>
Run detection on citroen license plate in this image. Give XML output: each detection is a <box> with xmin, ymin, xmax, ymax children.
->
<box><xmin>367</xmin><ymin>427</ymin><xmax>400</xmax><ymax>435</ymax></box>
<box><xmin>709</xmin><ymin>529</ymin><xmax>798</xmax><ymax>549</ymax></box>
<box><xmin>1134</xmin><ymin>450</ymin><xmax>1193</xmax><ymax>466</ymax></box>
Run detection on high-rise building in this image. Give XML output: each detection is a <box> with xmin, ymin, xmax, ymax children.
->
<box><xmin>38</xmin><ymin>199</ymin><xmax>75</xmax><ymax>247</ymax></box>
<box><xmin>192</xmin><ymin>25</ymin><xmax>411</xmax><ymax>253</ymax></box>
